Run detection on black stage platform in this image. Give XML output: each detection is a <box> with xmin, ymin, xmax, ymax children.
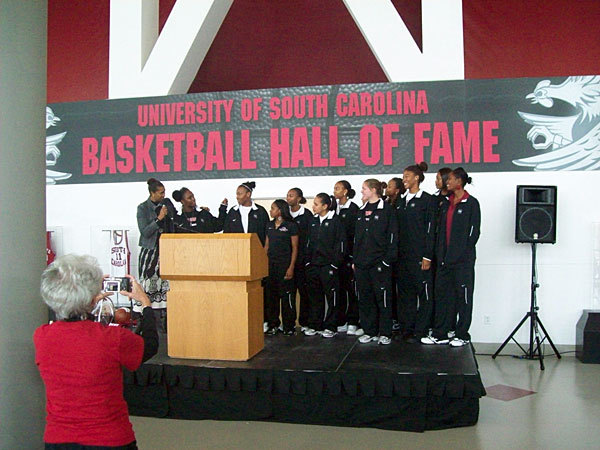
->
<box><xmin>124</xmin><ymin>333</ymin><xmax>486</xmax><ymax>432</ymax></box>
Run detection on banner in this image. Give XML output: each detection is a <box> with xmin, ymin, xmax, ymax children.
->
<box><xmin>45</xmin><ymin>76</ymin><xmax>600</xmax><ymax>184</ymax></box>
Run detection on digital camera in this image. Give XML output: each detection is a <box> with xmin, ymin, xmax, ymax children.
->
<box><xmin>103</xmin><ymin>276</ymin><xmax>132</xmax><ymax>293</ymax></box>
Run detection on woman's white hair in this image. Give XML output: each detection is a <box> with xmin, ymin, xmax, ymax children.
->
<box><xmin>40</xmin><ymin>254</ymin><xmax>103</xmax><ymax>320</ymax></box>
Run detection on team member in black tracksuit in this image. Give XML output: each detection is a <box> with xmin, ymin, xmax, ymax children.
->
<box><xmin>286</xmin><ymin>188</ymin><xmax>313</xmax><ymax>331</ymax></box>
<box><xmin>304</xmin><ymin>193</ymin><xmax>346</xmax><ymax>338</ymax></box>
<box><xmin>431</xmin><ymin>167</ymin><xmax>452</xmax><ymax>335</ymax></box>
<box><xmin>264</xmin><ymin>199</ymin><xmax>299</xmax><ymax>336</ymax></box>
<box><xmin>172</xmin><ymin>187</ymin><xmax>228</xmax><ymax>233</ymax></box>
<box><xmin>223</xmin><ymin>181</ymin><xmax>269</xmax><ymax>245</ymax></box>
<box><xmin>422</xmin><ymin>167</ymin><xmax>480</xmax><ymax>347</ymax></box>
<box><xmin>353</xmin><ymin>179</ymin><xmax>398</xmax><ymax>345</ymax></box>
<box><xmin>333</xmin><ymin>180</ymin><xmax>361</xmax><ymax>335</ymax></box>
<box><xmin>432</xmin><ymin>168</ymin><xmax>452</xmax><ymax>237</ymax></box>
<box><xmin>396</xmin><ymin>162</ymin><xmax>435</xmax><ymax>343</ymax></box>
<box><xmin>385</xmin><ymin>177</ymin><xmax>405</xmax><ymax>332</ymax></box>
<box><xmin>223</xmin><ymin>181</ymin><xmax>270</xmax><ymax>330</ymax></box>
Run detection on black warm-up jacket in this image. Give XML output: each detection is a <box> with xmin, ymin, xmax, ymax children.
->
<box><xmin>174</xmin><ymin>204</ymin><xmax>227</xmax><ymax>233</ymax></box>
<box><xmin>353</xmin><ymin>199</ymin><xmax>398</xmax><ymax>269</ymax></box>
<box><xmin>337</xmin><ymin>201</ymin><xmax>359</xmax><ymax>260</ymax></box>
<box><xmin>305</xmin><ymin>211</ymin><xmax>346</xmax><ymax>268</ymax></box>
<box><xmin>435</xmin><ymin>193</ymin><xmax>481</xmax><ymax>266</ymax></box>
<box><xmin>396</xmin><ymin>190</ymin><xmax>435</xmax><ymax>263</ymax></box>
<box><xmin>292</xmin><ymin>206</ymin><xmax>313</xmax><ymax>267</ymax></box>
<box><xmin>223</xmin><ymin>202</ymin><xmax>270</xmax><ymax>246</ymax></box>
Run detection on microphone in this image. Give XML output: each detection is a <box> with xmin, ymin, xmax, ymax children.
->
<box><xmin>155</xmin><ymin>200</ymin><xmax>174</xmax><ymax>218</ymax></box>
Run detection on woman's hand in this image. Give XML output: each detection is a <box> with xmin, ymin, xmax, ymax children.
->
<box><xmin>119</xmin><ymin>275</ymin><xmax>151</xmax><ymax>308</ymax></box>
<box><xmin>284</xmin><ymin>266</ymin><xmax>294</xmax><ymax>280</ymax></box>
<box><xmin>157</xmin><ymin>206</ymin><xmax>168</xmax><ymax>220</ymax></box>
<box><xmin>92</xmin><ymin>291</ymin><xmax>114</xmax><ymax>305</ymax></box>
<box><xmin>421</xmin><ymin>258</ymin><xmax>431</xmax><ymax>271</ymax></box>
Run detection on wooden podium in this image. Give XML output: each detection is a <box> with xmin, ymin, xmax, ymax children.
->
<box><xmin>160</xmin><ymin>233</ymin><xmax>268</xmax><ymax>361</ymax></box>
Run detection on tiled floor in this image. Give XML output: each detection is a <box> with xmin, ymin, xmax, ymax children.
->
<box><xmin>130</xmin><ymin>351</ymin><xmax>600</xmax><ymax>449</ymax></box>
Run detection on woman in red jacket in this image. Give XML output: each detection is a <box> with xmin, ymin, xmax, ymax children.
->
<box><xmin>35</xmin><ymin>254</ymin><xmax>158</xmax><ymax>449</ymax></box>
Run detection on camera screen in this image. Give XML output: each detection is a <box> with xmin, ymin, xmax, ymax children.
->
<box><xmin>104</xmin><ymin>281</ymin><xmax>120</xmax><ymax>292</ymax></box>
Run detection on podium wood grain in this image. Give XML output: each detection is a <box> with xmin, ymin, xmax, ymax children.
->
<box><xmin>160</xmin><ymin>233</ymin><xmax>268</xmax><ymax>280</ymax></box>
<box><xmin>160</xmin><ymin>233</ymin><xmax>267</xmax><ymax>360</ymax></box>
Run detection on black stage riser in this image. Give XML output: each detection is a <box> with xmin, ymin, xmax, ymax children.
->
<box><xmin>124</xmin><ymin>333</ymin><xmax>485</xmax><ymax>432</ymax></box>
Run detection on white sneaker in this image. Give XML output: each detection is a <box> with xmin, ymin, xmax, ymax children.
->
<box><xmin>378</xmin><ymin>336</ymin><xmax>392</xmax><ymax>345</ymax></box>
<box><xmin>263</xmin><ymin>322</ymin><xmax>268</xmax><ymax>333</ymax></box>
<box><xmin>358</xmin><ymin>334</ymin><xmax>378</xmax><ymax>344</ymax></box>
<box><xmin>322</xmin><ymin>329</ymin><xmax>337</xmax><ymax>338</ymax></box>
<box><xmin>348</xmin><ymin>326</ymin><xmax>365</xmax><ymax>336</ymax></box>
<box><xmin>303</xmin><ymin>328</ymin><xmax>318</xmax><ymax>336</ymax></box>
<box><xmin>420</xmin><ymin>336</ymin><xmax>450</xmax><ymax>345</ymax></box>
<box><xmin>337</xmin><ymin>323</ymin><xmax>348</xmax><ymax>333</ymax></box>
<box><xmin>300</xmin><ymin>326</ymin><xmax>308</xmax><ymax>333</ymax></box>
<box><xmin>448</xmin><ymin>330</ymin><xmax>456</xmax><ymax>339</ymax></box>
<box><xmin>449</xmin><ymin>338</ymin><xmax>470</xmax><ymax>347</ymax></box>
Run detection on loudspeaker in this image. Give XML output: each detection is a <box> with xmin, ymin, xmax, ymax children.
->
<box><xmin>576</xmin><ymin>310</ymin><xmax>600</xmax><ymax>363</ymax></box>
<box><xmin>515</xmin><ymin>185</ymin><xmax>557</xmax><ymax>244</ymax></box>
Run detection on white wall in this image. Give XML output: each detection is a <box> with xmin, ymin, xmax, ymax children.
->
<box><xmin>47</xmin><ymin>170</ymin><xmax>600</xmax><ymax>345</ymax></box>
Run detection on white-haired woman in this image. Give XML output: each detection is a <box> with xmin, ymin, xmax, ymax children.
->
<box><xmin>34</xmin><ymin>254</ymin><xmax>158</xmax><ymax>449</ymax></box>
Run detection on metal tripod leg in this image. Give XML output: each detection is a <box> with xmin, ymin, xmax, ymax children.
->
<box><xmin>536</xmin><ymin>315</ymin><xmax>561</xmax><ymax>359</ymax></box>
<box><xmin>531</xmin><ymin>311</ymin><xmax>545</xmax><ymax>370</ymax></box>
<box><xmin>492</xmin><ymin>312</ymin><xmax>530</xmax><ymax>359</ymax></box>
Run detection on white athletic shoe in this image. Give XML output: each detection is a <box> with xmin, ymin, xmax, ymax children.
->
<box><xmin>420</xmin><ymin>336</ymin><xmax>450</xmax><ymax>345</ymax></box>
<box><xmin>449</xmin><ymin>338</ymin><xmax>470</xmax><ymax>347</ymax></box>
<box><xmin>358</xmin><ymin>334</ymin><xmax>378</xmax><ymax>344</ymax></box>
<box><xmin>378</xmin><ymin>336</ymin><xmax>392</xmax><ymax>345</ymax></box>
<box><xmin>263</xmin><ymin>322</ymin><xmax>268</xmax><ymax>333</ymax></box>
<box><xmin>448</xmin><ymin>330</ymin><xmax>456</xmax><ymax>339</ymax></box>
<box><xmin>300</xmin><ymin>326</ymin><xmax>309</xmax><ymax>333</ymax></box>
<box><xmin>337</xmin><ymin>323</ymin><xmax>348</xmax><ymax>333</ymax></box>
<box><xmin>347</xmin><ymin>325</ymin><xmax>364</xmax><ymax>336</ymax></box>
<box><xmin>322</xmin><ymin>329</ymin><xmax>337</xmax><ymax>338</ymax></box>
<box><xmin>303</xmin><ymin>328</ymin><xmax>318</xmax><ymax>336</ymax></box>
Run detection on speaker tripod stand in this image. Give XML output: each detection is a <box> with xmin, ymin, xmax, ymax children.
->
<box><xmin>493</xmin><ymin>242</ymin><xmax>560</xmax><ymax>370</ymax></box>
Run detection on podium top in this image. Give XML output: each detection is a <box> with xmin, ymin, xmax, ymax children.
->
<box><xmin>159</xmin><ymin>233</ymin><xmax>268</xmax><ymax>280</ymax></box>
<box><xmin>161</xmin><ymin>233</ymin><xmax>259</xmax><ymax>241</ymax></box>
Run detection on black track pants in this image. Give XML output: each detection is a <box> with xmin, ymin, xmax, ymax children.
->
<box><xmin>266</xmin><ymin>262</ymin><xmax>296</xmax><ymax>331</ymax></box>
<box><xmin>354</xmin><ymin>263</ymin><xmax>393</xmax><ymax>337</ymax></box>
<box><xmin>432</xmin><ymin>262</ymin><xmax>474</xmax><ymax>341</ymax></box>
<box><xmin>306</xmin><ymin>264</ymin><xmax>339</xmax><ymax>331</ymax></box>
<box><xmin>396</xmin><ymin>260</ymin><xmax>434</xmax><ymax>337</ymax></box>
<box><xmin>338</xmin><ymin>260</ymin><xmax>359</xmax><ymax>326</ymax></box>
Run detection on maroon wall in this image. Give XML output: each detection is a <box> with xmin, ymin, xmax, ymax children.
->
<box><xmin>48</xmin><ymin>0</ymin><xmax>600</xmax><ymax>103</ymax></box>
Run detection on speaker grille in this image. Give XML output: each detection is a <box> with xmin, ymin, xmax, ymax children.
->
<box><xmin>518</xmin><ymin>207</ymin><xmax>553</xmax><ymax>241</ymax></box>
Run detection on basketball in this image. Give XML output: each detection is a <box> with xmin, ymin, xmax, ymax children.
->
<box><xmin>114</xmin><ymin>307</ymin><xmax>131</xmax><ymax>324</ymax></box>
